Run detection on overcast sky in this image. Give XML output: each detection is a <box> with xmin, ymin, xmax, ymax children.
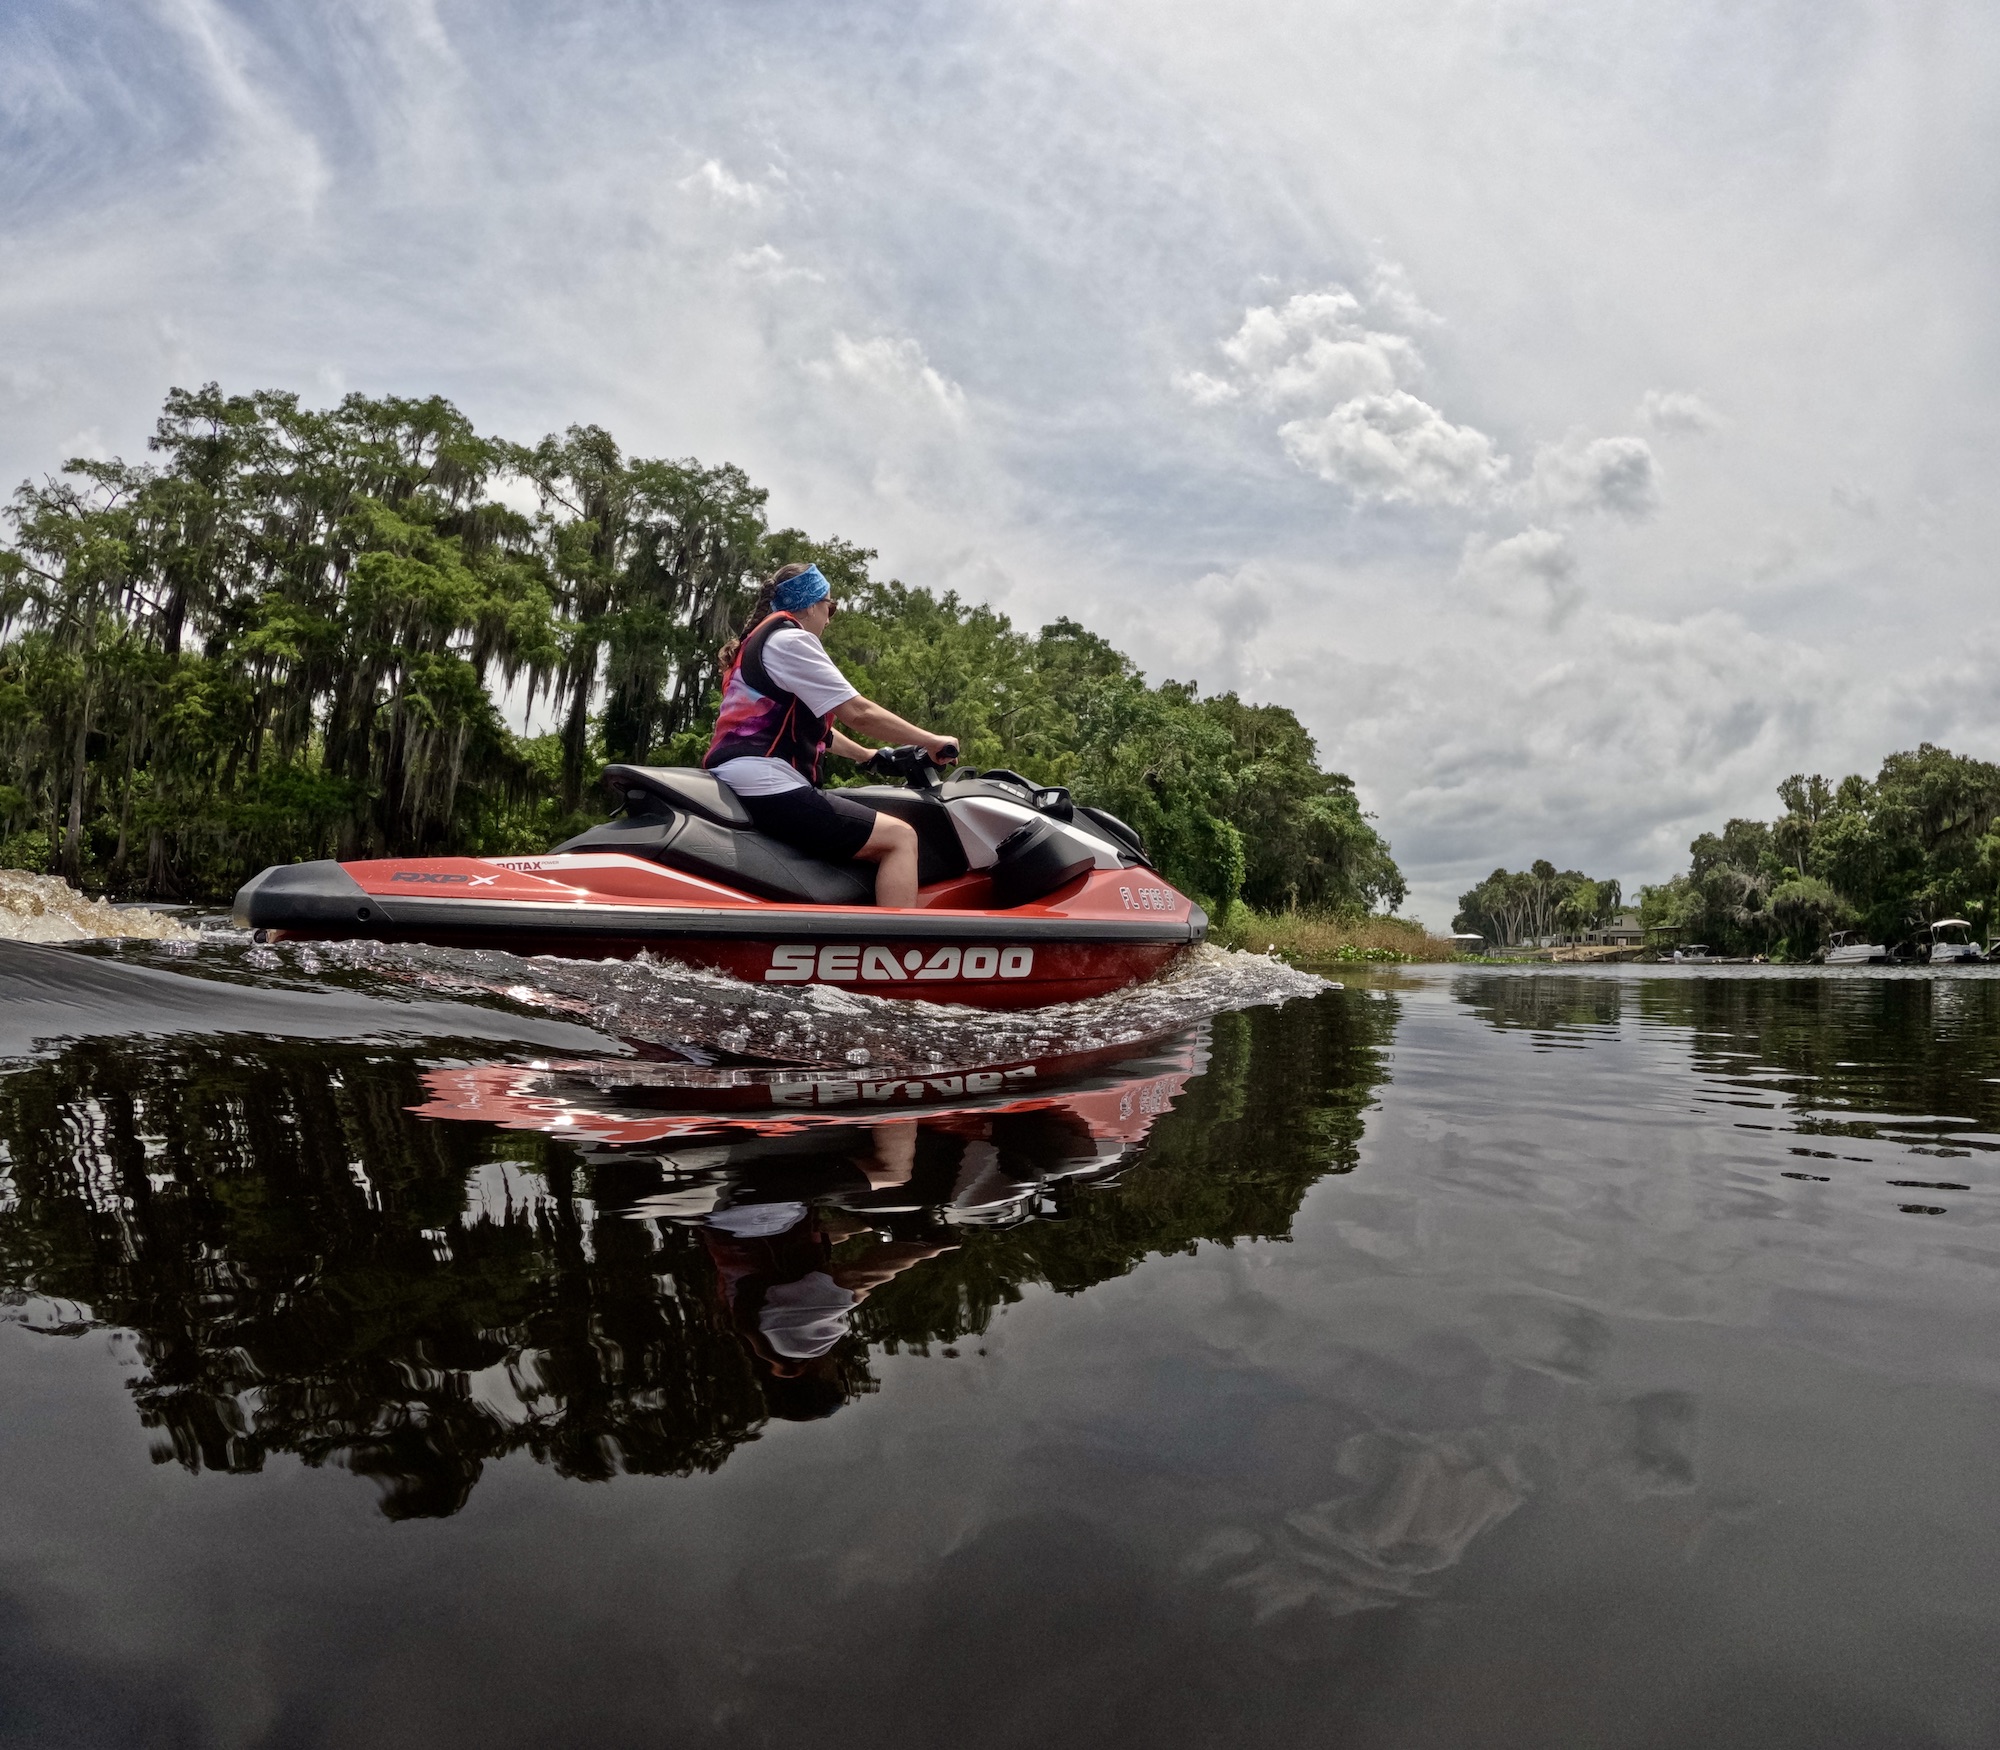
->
<box><xmin>6</xmin><ymin>0</ymin><xmax>1999</xmax><ymax>924</ymax></box>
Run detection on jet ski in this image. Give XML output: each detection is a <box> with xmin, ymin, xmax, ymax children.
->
<box><xmin>232</xmin><ymin>748</ymin><xmax>1207</xmax><ymax>1009</ymax></box>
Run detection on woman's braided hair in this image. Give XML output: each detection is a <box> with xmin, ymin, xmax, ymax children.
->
<box><xmin>718</xmin><ymin>561</ymin><xmax>814</xmax><ymax>672</ymax></box>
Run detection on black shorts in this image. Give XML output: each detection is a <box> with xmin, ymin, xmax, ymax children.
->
<box><xmin>738</xmin><ymin>784</ymin><xmax>880</xmax><ymax>862</ymax></box>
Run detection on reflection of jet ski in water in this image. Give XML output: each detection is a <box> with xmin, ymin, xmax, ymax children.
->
<box><xmin>234</xmin><ymin>749</ymin><xmax>1207</xmax><ymax>1009</ymax></box>
<box><xmin>415</xmin><ymin>1032</ymin><xmax>1204</xmax><ymax>1421</ymax></box>
<box><xmin>415</xmin><ymin>1032</ymin><xmax>1201</xmax><ymax>1153</ymax></box>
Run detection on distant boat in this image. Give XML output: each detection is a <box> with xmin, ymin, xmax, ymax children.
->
<box><xmin>1825</xmin><ymin>931</ymin><xmax>1891</xmax><ymax>966</ymax></box>
<box><xmin>1669</xmin><ymin>944</ymin><xmax>1749</xmax><ymax>964</ymax></box>
<box><xmin>1926</xmin><ymin>919</ymin><xmax>1983</xmax><ymax>965</ymax></box>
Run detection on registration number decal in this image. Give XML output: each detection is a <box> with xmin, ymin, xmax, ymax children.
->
<box><xmin>765</xmin><ymin>944</ymin><xmax>1034</xmax><ymax>983</ymax></box>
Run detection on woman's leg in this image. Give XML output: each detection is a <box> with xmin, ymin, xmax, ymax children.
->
<box><xmin>851</xmin><ymin>811</ymin><xmax>919</xmax><ymax>907</ymax></box>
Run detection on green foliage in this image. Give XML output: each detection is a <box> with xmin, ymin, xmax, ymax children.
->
<box><xmin>826</xmin><ymin>586</ymin><xmax>1404</xmax><ymax>914</ymax></box>
<box><xmin>1453</xmin><ymin>859</ymin><xmax>1623</xmax><ymax>947</ymax></box>
<box><xmin>1</xmin><ymin>385</ymin><xmax>1406</xmax><ymax>912</ymax></box>
<box><xmin>1641</xmin><ymin>745</ymin><xmax>2000</xmax><ymax>956</ymax></box>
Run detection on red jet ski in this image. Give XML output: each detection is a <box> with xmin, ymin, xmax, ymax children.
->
<box><xmin>233</xmin><ymin>749</ymin><xmax>1207</xmax><ymax>1009</ymax></box>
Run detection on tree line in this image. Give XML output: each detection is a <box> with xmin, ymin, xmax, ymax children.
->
<box><xmin>1638</xmin><ymin>746</ymin><xmax>2000</xmax><ymax>957</ymax></box>
<box><xmin>1453</xmin><ymin>861</ymin><xmax>1624</xmax><ymax>947</ymax></box>
<box><xmin>0</xmin><ymin>384</ymin><xmax>1404</xmax><ymax>916</ymax></box>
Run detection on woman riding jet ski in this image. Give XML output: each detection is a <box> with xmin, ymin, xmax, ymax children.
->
<box><xmin>704</xmin><ymin>560</ymin><xmax>959</xmax><ymax>908</ymax></box>
<box><xmin>234</xmin><ymin>563</ymin><xmax>1207</xmax><ymax>1010</ymax></box>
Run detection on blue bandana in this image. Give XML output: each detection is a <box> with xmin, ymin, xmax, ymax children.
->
<box><xmin>771</xmin><ymin>565</ymin><xmax>830</xmax><ymax>612</ymax></box>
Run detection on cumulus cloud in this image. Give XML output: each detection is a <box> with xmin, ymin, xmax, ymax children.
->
<box><xmin>1185</xmin><ymin>280</ymin><xmax>1502</xmax><ymax>509</ymax></box>
<box><xmin>1215</xmin><ymin>288</ymin><xmax>1418</xmax><ymax>405</ymax></box>
<box><xmin>1188</xmin><ymin>278</ymin><xmax>1656</xmax><ymax>522</ymax></box>
<box><xmin>1636</xmin><ymin>389</ymin><xmax>1724</xmax><ymax>434</ymax></box>
<box><xmin>1457</xmin><ymin>527</ymin><xmax>1583</xmax><ymax>626</ymax></box>
<box><xmin>1528</xmin><ymin>431</ymin><xmax>1659</xmax><ymax>520</ymax></box>
<box><xmin>1282</xmin><ymin>391</ymin><xmax>1508</xmax><ymax>509</ymax></box>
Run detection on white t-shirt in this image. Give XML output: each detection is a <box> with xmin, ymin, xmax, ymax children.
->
<box><xmin>712</xmin><ymin>626</ymin><xmax>860</xmax><ymax>796</ymax></box>
<box><xmin>758</xmin><ymin>1270</ymin><xmax>859</xmax><ymax>1360</ymax></box>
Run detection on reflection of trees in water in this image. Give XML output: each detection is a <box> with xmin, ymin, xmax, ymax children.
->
<box><xmin>1451</xmin><ymin>973</ymin><xmax>1625</xmax><ymax>1043</ymax></box>
<box><xmin>1633</xmin><ymin>977</ymin><xmax>2000</xmax><ymax>1143</ymax></box>
<box><xmin>0</xmin><ymin>1039</ymin><xmax>778</xmax><ymax>1517</ymax></box>
<box><xmin>1452</xmin><ymin>970</ymin><xmax>2000</xmax><ymax>1147</ymax></box>
<box><xmin>0</xmin><ymin>993</ymin><xmax>1395</xmax><ymax>1518</ymax></box>
<box><xmin>856</xmin><ymin>997</ymin><xmax>1396</xmax><ymax>1352</ymax></box>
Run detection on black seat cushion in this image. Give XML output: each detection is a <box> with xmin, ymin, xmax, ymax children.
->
<box><xmin>603</xmin><ymin>764</ymin><xmax>752</xmax><ymax>828</ymax></box>
<box><xmin>555</xmin><ymin>813</ymin><xmax>873</xmax><ymax>906</ymax></box>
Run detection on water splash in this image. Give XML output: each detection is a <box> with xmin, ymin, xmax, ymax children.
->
<box><xmin>106</xmin><ymin>934</ymin><xmax>1328</xmax><ymax>1070</ymax></box>
<box><xmin>0</xmin><ymin>871</ymin><xmax>197</xmax><ymax>944</ymax></box>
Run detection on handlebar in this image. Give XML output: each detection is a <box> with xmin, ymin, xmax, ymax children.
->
<box><xmin>862</xmin><ymin>743</ymin><xmax>958</xmax><ymax>787</ymax></box>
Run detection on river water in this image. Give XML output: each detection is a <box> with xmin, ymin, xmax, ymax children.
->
<box><xmin>1</xmin><ymin>942</ymin><xmax>1997</xmax><ymax>1747</ymax></box>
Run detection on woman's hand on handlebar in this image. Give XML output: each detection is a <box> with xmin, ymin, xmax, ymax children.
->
<box><xmin>928</xmin><ymin>736</ymin><xmax>960</xmax><ymax>765</ymax></box>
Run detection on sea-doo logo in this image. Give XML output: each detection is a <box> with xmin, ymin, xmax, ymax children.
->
<box><xmin>765</xmin><ymin>943</ymin><xmax>1034</xmax><ymax>983</ymax></box>
<box><xmin>770</xmin><ymin>1066</ymin><xmax>1038</xmax><ymax>1106</ymax></box>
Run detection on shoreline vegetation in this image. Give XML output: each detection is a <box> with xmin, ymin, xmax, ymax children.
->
<box><xmin>0</xmin><ymin>385</ymin><xmax>1410</xmax><ymax>928</ymax></box>
<box><xmin>1214</xmin><ymin>908</ymin><xmax>1459</xmax><ymax>963</ymax></box>
<box><xmin>1634</xmin><ymin>753</ymin><xmax>2000</xmax><ymax>960</ymax></box>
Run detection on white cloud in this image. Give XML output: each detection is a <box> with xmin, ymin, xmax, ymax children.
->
<box><xmin>1363</xmin><ymin>261</ymin><xmax>1443</xmax><ymax>332</ymax></box>
<box><xmin>729</xmin><ymin>244</ymin><xmax>821</xmax><ymax>283</ymax></box>
<box><xmin>677</xmin><ymin>158</ymin><xmax>770</xmax><ymax>207</ymax></box>
<box><xmin>1215</xmin><ymin>288</ymin><xmax>1418</xmax><ymax>405</ymax></box>
<box><xmin>1190</xmin><ymin>280</ymin><xmax>1659</xmax><ymax>521</ymax></box>
<box><xmin>1528</xmin><ymin>431</ymin><xmax>1659</xmax><ymax>521</ymax></box>
<box><xmin>808</xmin><ymin>333</ymin><xmax>968</xmax><ymax>423</ymax></box>
<box><xmin>1457</xmin><ymin>527</ymin><xmax>1583</xmax><ymax>627</ymax></box>
<box><xmin>1187</xmin><ymin>280</ymin><xmax>1504</xmax><ymax>508</ymax></box>
<box><xmin>1636</xmin><ymin>389</ymin><xmax>1724</xmax><ymax>434</ymax></box>
<box><xmin>1172</xmin><ymin>369</ymin><xmax>1239</xmax><ymax>407</ymax></box>
<box><xmin>1281</xmin><ymin>391</ymin><xmax>1508</xmax><ymax>509</ymax></box>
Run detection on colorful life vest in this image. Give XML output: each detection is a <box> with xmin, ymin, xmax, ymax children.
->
<box><xmin>702</xmin><ymin>613</ymin><xmax>836</xmax><ymax>784</ymax></box>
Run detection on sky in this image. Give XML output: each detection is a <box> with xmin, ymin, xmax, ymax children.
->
<box><xmin>5</xmin><ymin>0</ymin><xmax>2000</xmax><ymax>926</ymax></box>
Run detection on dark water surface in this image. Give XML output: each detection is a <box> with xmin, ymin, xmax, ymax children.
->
<box><xmin>2</xmin><ymin>944</ymin><xmax>1998</xmax><ymax>1748</ymax></box>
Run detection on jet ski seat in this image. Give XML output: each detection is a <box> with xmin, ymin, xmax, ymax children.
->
<box><xmin>554</xmin><ymin>766</ymin><xmax>874</xmax><ymax>906</ymax></box>
<box><xmin>603</xmin><ymin>764</ymin><xmax>753</xmax><ymax>828</ymax></box>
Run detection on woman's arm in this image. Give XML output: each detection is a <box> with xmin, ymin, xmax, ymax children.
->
<box><xmin>834</xmin><ymin>696</ymin><xmax>956</xmax><ymax>759</ymax></box>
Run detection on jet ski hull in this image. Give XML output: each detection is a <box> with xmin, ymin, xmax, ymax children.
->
<box><xmin>235</xmin><ymin>852</ymin><xmax>1206</xmax><ymax>1009</ymax></box>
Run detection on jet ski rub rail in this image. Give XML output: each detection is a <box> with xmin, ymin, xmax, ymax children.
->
<box><xmin>235</xmin><ymin>860</ymin><xmax>1200</xmax><ymax>945</ymax></box>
